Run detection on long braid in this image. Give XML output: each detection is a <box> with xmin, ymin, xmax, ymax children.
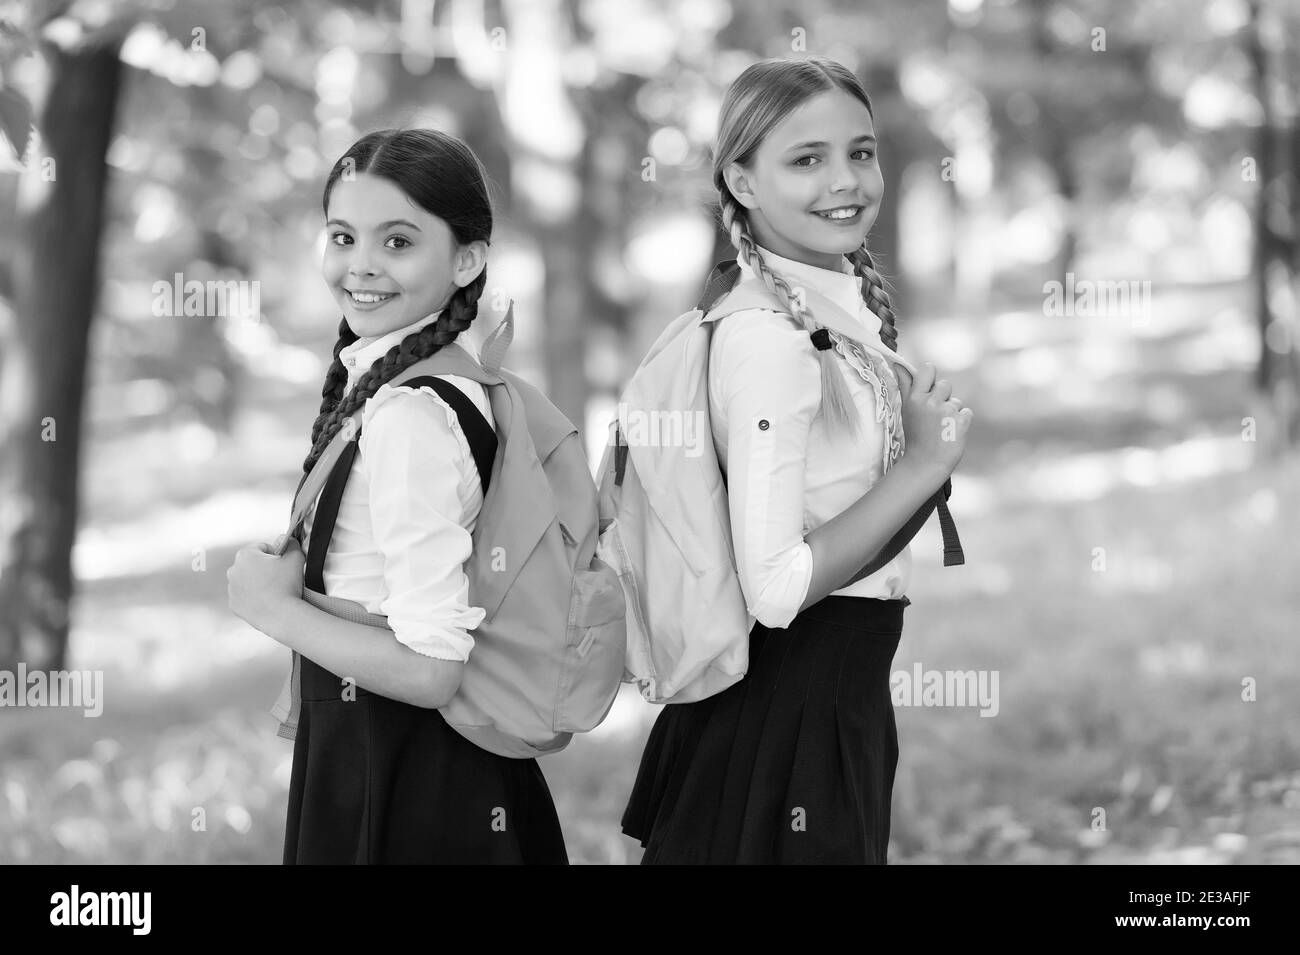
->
<box><xmin>309</xmin><ymin>316</ymin><xmax>359</xmax><ymax>452</ymax></box>
<box><xmin>299</xmin><ymin>270</ymin><xmax>487</xmax><ymax>476</ymax></box>
<box><xmin>846</xmin><ymin>244</ymin><xmax>899</xmax><ymax>353</ymax></box>
<box><xmin>720</xmin><ymin>194</ymin><xmax>859</xmax><ymax>434</ymax></box>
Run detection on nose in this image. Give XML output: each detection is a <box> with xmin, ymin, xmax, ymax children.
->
<box><xmin>827</xmin><ymin>158</ymin><xmax>856</xmax><ymax>194</ymax></box>
<box><xmin>347</xmin><ymin>241</ymin><xmax>378</xmax><ymax>278</ymax></box>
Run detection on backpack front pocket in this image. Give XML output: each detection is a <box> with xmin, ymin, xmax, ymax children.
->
<box><xmin>556</xmin><ymin>556</ymin><xmax>627</xmax><ymax>733</ymax></box>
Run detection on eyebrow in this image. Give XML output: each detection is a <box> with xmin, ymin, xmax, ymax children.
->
<box><xmin>786</xmin><ymin>134</ymin><xmax>877</xmax><ymax>151</ymax></box>
<box><xmin>326</xmin><ymin>218</ymin><xmax>423</xmax><ymax>232</ymax></box>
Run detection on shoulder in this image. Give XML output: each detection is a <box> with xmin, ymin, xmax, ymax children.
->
<box><xmin>710</xmin><ymin>306</ymin><xmax>819</xmax><ymax>384</ymax></box>
<box><xmin>361</xmin><ymin>377</ymin><xmax>490</xmax><ymax>445</ymax></box>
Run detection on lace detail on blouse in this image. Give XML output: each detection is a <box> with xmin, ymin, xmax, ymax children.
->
<box><xmin>827</xmin><ymin>331</ymin><xmax>905</xmax><ymax>475</ymax></box>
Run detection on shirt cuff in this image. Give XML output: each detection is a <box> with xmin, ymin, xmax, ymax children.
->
<box><xmin>746</xmin><ymin>540</ymin><xmax>814</xmax><ymax>630</ymax></box>
<box><xmin>388</xmin><ymin>605</ymin><xmax>485</xmax><ymax>663</ymax></box>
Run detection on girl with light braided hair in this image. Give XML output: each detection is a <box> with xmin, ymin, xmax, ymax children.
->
<box><xmin>621</xmin><ymin>56</ymin><xmax>973</xmax><ymax>864</ymax></box>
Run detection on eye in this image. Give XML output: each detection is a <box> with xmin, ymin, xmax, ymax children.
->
<box><xmin>386</xmin><ymin>235</ymin><xmax>412</xmax><ymax>249</ymax></box>
<box><xmin>792</xmin><ymin>155</ymin><xmax>820</xmax><ymax>168</ymax></box>
<box><xmin>853</xmin><ymin>148</ymin><xmax>876</xmax><ymax>161</ymax></box>
<box><xmin>329</xmin><ymin>231</ymin><xmax>352</xmax><ymax>246</ymax></box>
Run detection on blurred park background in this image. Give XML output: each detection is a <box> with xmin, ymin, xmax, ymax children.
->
<box><xmin>2</xmin><ymin>0</ymin><xmax>1299</xmax><ymax>864</ymax></box>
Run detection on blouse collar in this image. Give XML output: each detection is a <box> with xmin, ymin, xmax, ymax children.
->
<box><xmin>737</xmin><ymin>244</ymin><xmax>885</xmax><ymax>347</ymax></box>
<box><xmin>338</xmin><ymin>308</ymin><xmax>482</xmax><ymax>389</ymax></box>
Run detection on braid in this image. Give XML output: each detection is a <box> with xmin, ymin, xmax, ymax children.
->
<box><xmin>720</xmin><ymin>194</ymin><xmax>859</xmax><ymax>434</ymax></box>
<box><xmin>846</xmin><ymin>244</ymin><xmax>899</xmax><ymax>353</ymax></box>
<box><xmin>299</xmin><ymin>270</ymin><xmax>487</xmax><ymax>476</ymax></box>
<box><xmin>309</xmin><ymin>316</ymin><xmax>359</xmax><ymax>453</ymax></box>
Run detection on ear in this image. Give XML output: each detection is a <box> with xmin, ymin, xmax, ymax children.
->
<box><xmin>451</xmin><ymin>239</ymin><xmax>488</xmax><ymax>289</ymax></box>
<box><xmin>722</xmin><ymin>162</ymin><xmax>760</xmax><ymax>211</ymax></box>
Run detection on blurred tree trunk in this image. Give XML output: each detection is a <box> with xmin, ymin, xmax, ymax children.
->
<box><xmin>0</xmin><ymin>36</ymin><xmax>124</xmax><ymax>671</ymax></box>
<box><xmin>1245</xmin><ymin>0</ymin><xmax>1300</xmax><ymax>452</ymax></box>
<box><xmin>1029</xmin><ymin>0</ymin><xmax>1078</xmax><ymax>282</ymax></box>
<box><xmin>865</xmin><ymin>63</ymin><xmax>905</xmax><ymax>314</ymax></box>
<box><xmin>535</xmin><ymin>143</ymin><xmax>598</xmax><ymax>427</ymax></box>
<box><xmin>497</xmin><ymin>0</ymin><xmax>592</xmax><ymax>427</ymax></box>
<box><xmin>179</xmin><ymin>84</ymin><xmax>240</xmax><ymax>435</ymax></box>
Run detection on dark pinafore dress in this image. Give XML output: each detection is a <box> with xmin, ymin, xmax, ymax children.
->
<box><xmin>282</xmin><ymin>378</ymin><xmax>569</xmax><ymax>865</ymax></box>
<box><xmin>620</xmin><ymin>594</ymin><xmax>908</xmax><ymax>865</ymax></box>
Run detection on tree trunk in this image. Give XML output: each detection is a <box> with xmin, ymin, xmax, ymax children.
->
<box><xmin>1245</xmin><ymin>0</ymin><xmax>1300</xmax><ymax>452</ymax></box>
<box><xmin>0</xmin><ymin>37</ymin><xmax>124</xmax><ymax>671</ymax></box>
<box><xmin>1030</xmin><ymin>0</ymin><xmax>1079</xmax><ymax>282</ymax></box>
<box><xmin>537</xmin><ymin>142</ymin><xmax>597</xmax><ymax>427</ymax></box>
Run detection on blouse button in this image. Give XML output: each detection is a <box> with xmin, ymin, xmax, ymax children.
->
<box><xmin>758</xmin><ymin>419</ymin><xmax>770</xmax><ymax>431</ymax></box>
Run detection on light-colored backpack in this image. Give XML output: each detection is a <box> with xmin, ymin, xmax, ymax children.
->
<box><xmin>271</xmin><ymin>309</ymin><xmax>627</xmax><ymax>758</ymax></box>
<box><xmin>595</xmin><ymin>261</ymin><xmax>964</xmax><ymax>705</ymax></box>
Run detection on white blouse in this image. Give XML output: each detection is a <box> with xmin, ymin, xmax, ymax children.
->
<box><xmin>301</xmin><ymin>309</ymin><xmax>494</xmax><ymax>662</ymax></box>
<box><xmin>708</xmin><ymin>245</ymin><xmax>912</xmax><ymax>630</ymax></box>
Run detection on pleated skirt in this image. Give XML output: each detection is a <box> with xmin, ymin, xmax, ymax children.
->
<box><xmin>621</xmin><ymin>595</ymin><xmax>906</xmax><ymax>864</ymax></box>
<box><xmin>283</xmin><ymin>655</ymin><xmax>569</xmax><ymax>865</ymax></box>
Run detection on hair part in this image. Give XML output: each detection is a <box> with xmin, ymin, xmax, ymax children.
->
<box><xmin>302</xmin><ymin>128</ymin><xmax>493</xmax><ymax>477</ymax></box>
<box><xmin>713</xmin><ymin>56</ymin><xmax>901</xmax><ymax>435</ymax></box>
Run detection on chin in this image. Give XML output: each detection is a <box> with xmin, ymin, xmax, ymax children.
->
<box><xmin>823</xmin><ymin>233</ymin><xmax>870</xmax><ymax>255</ymax></box>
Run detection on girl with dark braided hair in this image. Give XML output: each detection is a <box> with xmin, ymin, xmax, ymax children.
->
<box><xmin>621</xmin><ymin>57</ymin><xmax>974</xmax><ymax>864</ymax></box>
<box><xmin>228</xmin><ymin>128</ymin><xmax>567</xmax><ymax>864</ymax></box>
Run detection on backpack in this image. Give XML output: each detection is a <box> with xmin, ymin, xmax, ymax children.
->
<box><xmin>595</xmin><ymin>260</ymin><xmax>964</xmax><ymax>705</ymax></box>
<box><xmin>270</xmin><ymin>307</ymin><xmax>627</xmax><ymax>758</ymax></box>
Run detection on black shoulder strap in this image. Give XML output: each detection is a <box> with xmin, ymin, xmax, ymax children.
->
<box><xmin>302</xmin><ymin>377</ymin><xmax>499</xmax><ymax>595</ymax></box>
<box><xmin>305</xmin><ymin>437</ymin><xmax>358</xmax><ymax>594</ymax></box>
<box><xmin>843</xmin><ymin>476</ymin><xmax>961</xmax><ymax>587</ymax></box>
<box><xmin>400</xmin><ymin>376</ymin><xmax>498</xmax><ymax>495</ymax></box>
<box><xmin>696</xmin><ymin>259</ymin><xmax>742</xmax><ymax>313</ymax></box>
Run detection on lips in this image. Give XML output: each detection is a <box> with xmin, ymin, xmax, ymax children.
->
<box><xmin>811</xmin><ymin>205</ymin><xmax>864</xmax><ymax>222</ymax></box>
<box><xmin>346</xmin><ymin>289</ymin><xmax>398</xmax><ymax>305</ymax></box>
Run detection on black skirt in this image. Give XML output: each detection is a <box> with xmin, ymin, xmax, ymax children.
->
<box><xmin>621</xmin><ymin>595</ymin><xmax>906</xmax><ymax>864</ymax></box>
<box><xmin>283</xmin><ymin>654</ymin><xmax>569</xmax><ymax>865</ymax></box>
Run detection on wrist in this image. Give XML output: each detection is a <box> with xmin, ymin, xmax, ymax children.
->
<box><xmin>895</xmin><ymin>453</ymin><xmax>950</xmax><ymax>493</ymax></box>
<box><xmin>263</xmin><ymin>594</ymin><xmax>306</xmax><ymax>648</ymax></box>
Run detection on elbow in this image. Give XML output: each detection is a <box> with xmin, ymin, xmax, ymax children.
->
<box><xmin>409</xmin><ymin>656</ymin><xmax>465</xmax><ymax>710</ymax></box>
<box><xmin>751</xmin><ymin>602</ymin><xmax>800</xmax><ymax>631</ymax></box>
<box><xmin>744</xmin><ymin>545</ymin><xmax>813</xmax><ymax>630</ymax></box>
<box><xmin>746</xmin><ymin>580</ymin><xmax>804</xmax><ymax>630</ymax></box>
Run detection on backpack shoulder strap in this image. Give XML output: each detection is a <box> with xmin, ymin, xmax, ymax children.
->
<box><xmin>696</xmin><ymin>260</ymin><xmax>742</xmax><ymax>311</ymax></box>
<box><xmin>400</xmin><ymin>375</ymin><xmax>498</xmax><ymax>495</ymax></box>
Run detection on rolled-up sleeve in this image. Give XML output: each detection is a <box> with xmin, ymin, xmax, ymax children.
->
<box><xmin>359</xmin><ymin>385</ymin><xmax>486</xmax><ymax>662</ymax></box>
<box><xmin>712</xmin><ymin>313</ymin><xmax>821</xmax><ymax>629</ymax></box>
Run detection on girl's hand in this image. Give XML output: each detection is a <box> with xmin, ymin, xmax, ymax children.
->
<box><xmin>894</xmin><ymin>362</ymin><xmax>973</xmax><ymax>479</ymax></box>
<box><xmin>227</xmin><ymin>534</ymin><xmax>305</xmax><ymax>636</ymax></box>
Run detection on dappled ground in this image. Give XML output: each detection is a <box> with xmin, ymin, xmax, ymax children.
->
<box><xmin>3</xmin><ymin>279</ymin><xmax>1298</xmax><ymax>864</ymax></box>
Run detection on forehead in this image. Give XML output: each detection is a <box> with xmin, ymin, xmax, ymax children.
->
<box><xmin>325</xmin><ymin>173</ymin><xmax>431</xmax><ymax>223</ymax></box>
<box><xmin>763</xmin><ymin>88</ymin><xmax>876</xmax><ymax>149</ymax></box>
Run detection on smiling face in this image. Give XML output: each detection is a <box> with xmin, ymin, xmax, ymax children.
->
<box><xmin>723</xmin><ymin>87</ymin><xmax>883</xmax><ymax>270</ymax></box>
<box><xmin>322</xmin><ymin>173</ymin><xmax>467</xmax><ymax>339</ymax></box>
